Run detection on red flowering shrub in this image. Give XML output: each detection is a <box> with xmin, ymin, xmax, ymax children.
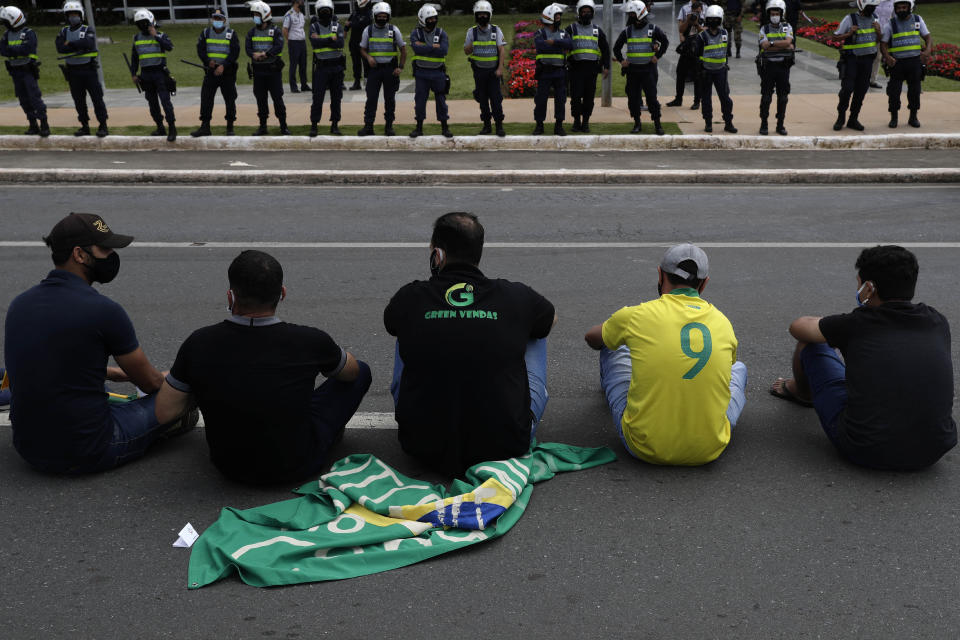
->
<box><xmin>508</xmin><ymin>20</ymin><xmax>543</xmax><ymax>97</ymax></box>
<box><xmin>795</xmin><ymin>17</ymin><xmax>843</xmax><ymax>49</ymax></box>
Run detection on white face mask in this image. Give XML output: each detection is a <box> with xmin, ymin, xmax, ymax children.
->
<box><xmin>770</xmin><ymin>15</ymin><xmax>781</xmax><ymax>24</ymax></box>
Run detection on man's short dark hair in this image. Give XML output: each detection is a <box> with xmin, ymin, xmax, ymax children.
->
<box><xmin>228</xmin><ymin>250</ymin><xmax>284</xmax><ymax>309</ymax></box>
<box><xmin>665</xmin><ymin>260</ymin><xmax>704</xmax><ymax>289</ymax></box>
<box><xmin>855</xmin><ymin>245</ymin><xmax>918</xmax><ymax>301</ymax></box>
<box><xmin>431</xmin><ymin>212</ymin><xmax>484</xmax><ymax>266</ymax></box>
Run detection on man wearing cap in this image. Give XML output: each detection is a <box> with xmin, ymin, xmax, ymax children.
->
<box><xmin>3</xmin><ymin>213</ymin><xmax>195</xmax><ymax>474</ymax></box>
<box><xmin>584</xmin><ymin>244</ymin><xmax>747</xmax><ymax>465</ymax></box>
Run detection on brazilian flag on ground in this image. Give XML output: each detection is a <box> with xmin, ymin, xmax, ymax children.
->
<box><xmin>188</xmin><ymin>442</ymin><xmax>616</xmax><ymax>588</ymax></box>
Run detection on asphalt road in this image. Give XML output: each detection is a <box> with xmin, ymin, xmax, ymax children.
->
<box><xmin>2</xmin><ymin>184</ymin><xmax>959</xmax><ymax>639</ymax></box>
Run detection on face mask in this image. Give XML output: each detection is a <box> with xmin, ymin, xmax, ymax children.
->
<box><xmin>637</xmin><ymin>17</ymin><xmax>648</xmax><ymax>28</ymax></box>
<box><xmin>83</xmin><ymin>250</ymin><xmax>120</xmax><ymax>284</ymax></box>
<box><xmin>253</xmin><ymin>15</ymin><xmax>263</xmax><ymax>25</ymax></box>
<box><xmin>895</xmin><ymin>9</ymin><xmax>910</xmax><ymax>19</ymax></box>
<box><xmin>579</xmin><ymin>10</ymin><xmax>593</xmax><ymax>25</ymax></box>
<box><xmin>476</xmin><ymin>15</ymin><xmax>489</xmax><ymax>27</ymax></box>
<box><xmin>68</xmin><ymin>15</ymin><xmax>82</xmax><ymax>26</ymax></box>
<box><xmin>319</xmin><ymin>10</ymin><xmax>332</xmax><ymax>24</ymax></box>
<box><xmin>769</xmin><ymin>14</ymin><xmax>781</xmax><ymax>24</ymax></box>
<box><xmin>136</xmin><ymin>21</ymin><xmax>151</xmax><ymax>32</ymax></box>
<box><xmin>855</xmin><ymin>282</ymin><xmax>870</xmax><ymax>307</ymax></box>
<box><xmin>375</xmin><ymin>16</ymin><xmax>388</xmax><ymax>27</ymax></box>
<box><xmin>212</xmin><ymin>19</ymin><xmax>225</xmax><ymax>29</ymax></box>
<box><xmin>862</xmin><ymin>6</ymin><xmax>875</xmax><ymax>15</ymax></box>
<box><xmin>425</xmin><ymin>18</ymin><xmax>437</xmax><ymax>30</ymax></box>
<box><xmin>706</xmin><ymin>18</ymin><xmax>721</xmax><ymax>29</ymax></box>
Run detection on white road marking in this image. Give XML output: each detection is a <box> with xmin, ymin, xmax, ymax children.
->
<box><xmin>2</xmin><ymin>241</ymin><xmax>960</xmax><ymax>249</ymax></box>
<box><xmin>0</xmin><ymin>410</ymin><xmax>397</xmax><ymax>430</ymax></box>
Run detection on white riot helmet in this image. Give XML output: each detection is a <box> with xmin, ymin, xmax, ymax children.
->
<box><xmin>473</xmin><ymin>0</ymin><xmax>492</xmax><ymax>17</ymax></box>
<box><xmin>133</xmin><ymin>8</ymin><xmax>155</xmax><ymax>26</ymax></box>
<box><xmin>62</xmin><ymin>0</ymin><xmax>84</xmax><ymax>20</ymax></box>
<box><xmin>856</xmin><ymin>0</ymin><xmax>880</xmax><ymax>9</ymax></box>
<box><xmin>893</xmin><ymin>0</ymin><xmax>915</xmax><ymax>10</ymax></box>
<box><xmin>624</xmin><ymin>0</ymin><xmax>648</xmax><ymax>20</ymax></box>
<box><xmin>0</xmin><ymin>5</ymin><xmax>26</xmax><ymax>29</ymax></box>
<box><xmin>417</xmin><ymin>3</ymin><xmax>438</xmax><ymax>27</ymax></box>
<box><xmin>541</xmin><ymin>2</ymin><xmax>563</xmax><ymax>24</ymax></box>
<box><xmin>315</xmin><ymin>0</ymin><xmax>334</xmax><ymax>17</ymax></box>
<box><xmin>704</xmin><ymin>4</ymin><xmax>724</xmax><ymax>20</ymax></box>
<box><xmin>371</xmin><ymin>1</ymin><xmax>391</xmax><ymax>18</ymax></box>
<box><xmin>357</xmin><ymin>0</ymin><xmax>370</xmax><ymax>6</ymax></box>
<box><xmin>765</xmin><ymin>0</ymin><xmax>786</xmax><ymax>13</ymax></box>
<box><xmin>576</xmin><ymin>0</ymin><xmax>595</xmax><ymax>11</ymax></box>
<box><xmin>248</xmin><ymin>0</ymin><xmax>272</xmax><ymax>22</ymax></box>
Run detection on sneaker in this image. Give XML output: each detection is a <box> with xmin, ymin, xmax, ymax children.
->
<box><xmin>159</xmin><ymin>407</ymin><xmax>200</xmax><ymax>441</ymax></box>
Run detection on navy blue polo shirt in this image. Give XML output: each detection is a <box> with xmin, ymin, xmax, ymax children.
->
<box><xmin>4</xmin><ymin>270</ymin><xmax>139</xmax><ymax>469</ymax></box>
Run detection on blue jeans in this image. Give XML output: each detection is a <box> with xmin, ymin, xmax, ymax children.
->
<box><xmin>391</xmin><ymin>338</ymin><xmax>549</xmax><ymax>440</ymax></box>
<box><xmin>799</xmin><ymin>342</ymin><xmax>848</xmax><ymax>449</ymax></box>
<box><xmin>598</xmin><ymin>345</ymin><xmax>747</xmax><ymax>454</ymax></box>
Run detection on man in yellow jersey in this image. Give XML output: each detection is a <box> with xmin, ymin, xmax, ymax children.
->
<box><xmin>584</xmin><ymin>243</ymin><xmax>746</xmax><ymax>465</ymax></box>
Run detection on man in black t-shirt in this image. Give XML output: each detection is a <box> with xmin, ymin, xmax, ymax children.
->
<box><xmin>155</xmin><ymin>250</ymin><xmax>371</xmax><ymax>484</ymax></box>
<box><xmin>771</xmin><ymin>245</ymin><xmax>956</xmax><ymax>470</ymax></box>
<box><xmin>384</xmin><ymin>212</ymin><xmax>557</xmax><ymax>476</ymax></box>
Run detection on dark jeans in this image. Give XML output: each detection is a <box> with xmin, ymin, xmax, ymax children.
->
<box><xmin>10</xmin><ymin>66</ymin><xmax>46</xmax><ymax>120</ymax></box>
<box><xmin>759</xmin><ymin>61</ymin><xmax>790</xmax><ymax>121</ymax></box>
<box><xmin>886</xmin><ymin>55</ymin><xmax>923</xmax><ymax>113</ymax></box>
<box><xmin>837</xmin><ymin>53</ymin><xmax>874</xmax><ymax>117</ymax></box>
<box><xmin>413</xmin><ymin>67</ymin><xmax>448</xmax><ymax>123</ymax></box>
<box><xmin>66</xmin><ymin>64</ymin><xmax>107</xmax><ymax>124</ymax></box>
<box><xmin>626</xmin><ymin>67</ymin><xmax>660</xmax><ymax>120</ymax></box>
<box><xmin>674</xmin><ymin>54</ymin><xmax>701</xmax><ymax>102</ymax></box>
<box><xmin>363</xmin><ymin>64</ymin><xmax>398</xmax><ymax>124</ymax></box>
<box><xmin>252</xmin><ymin>69</ymin><xmax>286</xmax><ymax>122</ymax></box>
<box><xmin>311</xmin><ymin>62</ymin><xmax>344</xmax><ymax>124</ymax></box>
<box><xmin>472</xmin><ymin>66</ymin><xmax>503</xmax><ymax>122</ymax></box>
<box><xmin>568</xmin><ymin>61</ymin><xmax>598</xmax><ymax>120</ymax></box>
<box><xmin>140</xmin><ymin>66</ymin><xmax>175</xmax><ymax>124</ymax></box>
<box><xmin>288</xmin><ymin>39</ymin><xmax>308</xmax><ymax>89</ymax></box>
<box><xmin>533</xmin><ymin>67</ymin><xmax>566</xmax><ymax>123</ymax></box>
<box><xmin>199</xmin><ymin>67</ymin><xmax>238</xmax><ymax>123</ymax></box>
<box><xmin>700</xmin><ymin>68</ymin><xmax>734</xmax><ymax>123</ymax></box>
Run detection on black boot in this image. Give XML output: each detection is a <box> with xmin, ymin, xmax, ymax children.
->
<box><xmin>479</xmin><ymin>119</ymin><xmax>492</xmax><ymax>135</ymax></box>
<box><xmin>330</xmin><ymin>122</ymin><xmax>341</xmax><ymax>136</ymax></box>
<box><xmin>495</xmin><ymin>121</ymin><xmax>506</xmax><ymax>137</ymax></box>
<box><xmin>225</xmin><ymin>121</ymin><xmax>235</xmax><ymax>136</ymax></box>
<box><xmin>166</xmin><ymin>122</ymin><xmax>177</xmax><ymax>142</ymax></box>
<box><xmin>736</xmin><ymin>45</ymin><xmax>741</xmax><ymax>59</ymax></box>
<box><xmin>254</xmin><ymin>119</ymin><xmax>268</xmax><ymax>136</ymax></box>
<box><xmin>150</xmin><ymin>121</ymin><xmax>166</xmax><ymax>136</ymax></box>
<box><xmin>690</xmin><ymin>100</ymin><xmax>700</xmax><ymax>110</ymax></box>
<box><xmin>846</xmin><ymin>114</ymin><xmax>864</xmax><ymax>131</ymax></box>
<box><xmin>704</xmin><ymin>120</ymin><xmax>713</xmax><ymax>133</ymax></box>
<box><xmin>833</xmin><ymin>112</ymin><xmax>846</xmax><ymax>131</ymax></box>
<box><xmin>358</xmin><ymin>123</ymin><xmax>374</xmax><ymax>136</ymax></box>
<box><xmin>278</xmin><ymin>119</ymin><xmax>291</xmax><ymax>135</ymax></box>
<box><xmin>309</xmin><ymin>122</ymin><xmax>319</xmax><ymax>137</ymax></box>
<box><xmin>776</xmin><ymin>119</ymin><xmax>788</xmax><ymax>135</ymax></box>
<box><xmin>630</xmin><ymin>118</ymin><xmax>642</xmax><ymax>134</ymax></box>
<box><xmin>190</xmin><ymin>121</ymin><xmax>211</xmax><ymax>137</ymax></box>
<box><xmin>74</xmin><ymin>123</ymin><xmax>91</xmax><ymax>137</ymax></box>
<box><xmin>532</xmin><ymin>121</ymin><xmax>544</xmax><ymax>135</ymax></box>
<box><xmin>665</xmin><ymin>98</ymin><xmax>682</xmax><ymax>107</ymax></box>
<box><xmin>384</xmin><ymin>121</ymin><xmax>396</xmax><ymax>136</ymax></box>
<box><xmin>653</xmin><ymin>119</ymin><xmax>665</xmax><ymax>136</ymax></box>
<box><xmin>908</xmin><ymin>110</ymin><xmax>921</xmax><ymax>128</ymax></box>
<box><xmin>888</xmin><ymin>111</ymin><xmax>898</xmax><ymax>128</ymax></box>
<box><xmin>349</xmin><ymin>80</ymin><xmax>361</xmax><ymax>90</ymax></box>
<box><xmin>24</xmin><ymin>118</ymin><xmax>39</xmax><ymax>135</ymax></box>
<box><xmin>409</xmin><ymin>120</ymin><xmax>423</xmax><ymax>138</ymax></box>
<box><xmin>571</xmin><ymin>116</ymin><xmax>582</xmax><ymax>133</ymax></box>
<box><xmin>759</xmin><ymin>119</ymin><xmax>769</xmax><ymax>135</ymax></box>
<box><xmin>724</xmin><ymin>120</ymin><xmax>737</xmax><ymax>134</ymax></box>
<box><xmin>39</xmin><ymin>119</ymin><xmax>50</xmax><ymax>138</ymax></box>
<box><xmin>581</xmin><ymin>116</ymin><xmax>590</xmax><ymax>133</ymax></box>
<box><xmin>554</xmin><ymin>120</ymin><xmax>566</xmax><ymax>136</ymax></box>
<box><xmin>441</xmin><ymin>122</ymin><xmax>453</xmax><ymax>138</ymax></box>
<box><xmin>96</xmin><ymin>121</ymin><xmax>109</xmax><ymax>138</ymax></box>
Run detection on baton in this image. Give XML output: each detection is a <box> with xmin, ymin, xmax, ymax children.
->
<box><xmin>122</xmin><ymin>52</ymin><xmax>143</xmax><ymax>93</ymax></box>
<box><xmin>180</xmin><ymin>58</ymin><xmax>209</xmax><ymax>70</ymax></box>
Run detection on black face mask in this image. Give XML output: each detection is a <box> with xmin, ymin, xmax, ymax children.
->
<box><xmin>862</xmin><ymin>6</ymin><xmax>875</xmax><ymax>15</ymax></box>
<box><xmin>895</xmin><ymin>9</ymin><xmax>911</xmax><ymax>19</ymax></box>
<box><xmin>579</xmin><ymin>10</ymin><xmax>593</xmax><ymax>25</ymax></box>
<box><xmin>318</xmin><ymin>9</ymin><xmax>332</xmax><ymax>25</ymax></box>
<box><xmin>637</xmin><ymin>17</ymin><xmax>648</xmax><ymax>28</ymax></box>
<box><xmin>476</xmin><ymin>14</ymin><xmax>489</xmax><ymax>27</ymax></box>
<box><xmin>136</xmin><ymin>20</ymin><xmax>151</xmax><ymax>32</ymax></box>
<box><xmin>374</xmin><ymin>16</ymin><xmax>388</xmax><ymax>27</ymax></box>
<box><xmin>425</xmin><ymin>18</ymin><xmax>437</xmax><ymax>30</ymax></box>
<box><xmin>83</xmin><ymin>250</ymin><xmax>120</xmax><ymax>284</ymax></box>
<box><xmin>706</xmin><ymin>18</ymin><xmax>721</xmax><ymax>29</ymax></box>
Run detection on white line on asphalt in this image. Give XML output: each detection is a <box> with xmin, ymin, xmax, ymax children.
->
<box><xmin>1</xmin><ymin>183</ymin><xmax>957</xmax><ymax>191</ymax></box>
<box><xmin>0</xmin><ymin>411</ymin><xmax>398</xmax><ymax>430</ymax></box>
<box><xmin>3</xmin><ymin>241</ymin><xmax>960</xmax><ymax>249</ymax></box>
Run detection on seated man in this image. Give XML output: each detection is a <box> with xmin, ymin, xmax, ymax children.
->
<box><xmin>771</xmin><ymin>245</ymin><xmax>956</xmax><ymax>470</ymax></box>
<box><xmin>585</xmin><ymin>243</ymin><xmax>746</xmax><ymax>465</ymax></box>
<box><xmin>384</xmin><ymin>212</ymin><xmax>557</xmax><ymax>476</ymax></box>
<box><xmin>155</xmin><ymin>250</ymin><xmax>371</xmax><ymax>484</ymax></box>
<box><xmin>4</xmin><ymin>213</ymin><xmax>193</xmax><ymax>474</ymax></box>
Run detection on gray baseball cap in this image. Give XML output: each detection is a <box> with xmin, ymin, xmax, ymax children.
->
<box><xmin>660</xmin><ymin>243</ymin><xmax>709</xmax><ymax>280</ymax></box>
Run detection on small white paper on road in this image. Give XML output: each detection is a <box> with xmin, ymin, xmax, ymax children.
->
<box><xmin>228</xmin><ymin>161</ymin><xmax>254</xmax><ymax>167</ymax></box>
<box><xmin>111</xmin><ymin>161</ymin><xmax>126</xmax><ymax>164</ymax></box>
<box><xmin>173</xmin><ymin>523</ymin><xmax>200</xmax><ymax>548</ymax></box>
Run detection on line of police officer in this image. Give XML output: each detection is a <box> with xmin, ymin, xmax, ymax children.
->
<box><xmin>0</xmin><ymin>0</ymin><xmax>936</xmax><ymax>139</ymax></box>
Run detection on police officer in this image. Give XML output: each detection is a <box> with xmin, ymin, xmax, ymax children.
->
<box><xmin>130</xmin><ymin>9</ymin><xmax>176</xmax><ymax>142</ymax></box>
<box><xmin>0</xmin><ymin>6</ymin><xmax>49</xmax><ymax>137</ymax></box>
<box><xmin>56</xmin><ymin>1</ymin><xmax>108</xmax><ymax>137</ymax></box>
<box><xmin>614</xmin><ymin>0</ymin><xmax>667</xmax><ymax>135</ymax></box>
<box><xmin>695</xmin><ymin>4</ymin><xmax>737</xmax><ymax>133</ymax></box>
<box><xmin>757</xmin><ymin>0</ymin><xmax>794</xmax><ymax>135</ymax></box>
<box><xmin>463</xmin><ymin>1</ymin><xmax>506</xmax><ymax>137</ymax></box>
<box><xmin>192</xmin><ymin>9</ymin><xmax>239</xmax><ymax>137</ymax></box>
<box><xmin>833</xmin><ymin>0</ymin><xmax>881</xmax><ymax>132</ymax></box>
<box><xmin>309</xmin><ymin>0</ymin><xmax>345</xmax><ymax>137</ymax></box>
<box><xmin>246</xmin><ymin>1</ymin><xmax>290</xmax><ymax>136</ymax></box>
<box><xmin>358</xmin><ymin>2</ymin><xmax>405</xmax><ymax>136</ymax></box>
<box><xmin>345</xmin><ymin>0</ymin><xmax>372</xmax><ymax>90</ymax></box>
<box><xmin>409</xmin><ymin>4</ymin><xmax>451</xmax><ymax>139</ymax></box>
<box><xmin>565</xmin><ymin>0</ymin><xmax>609</xmax><ymax>133</ymax></box>
<box><xmin>880</xmin><ymin>0</ymin><xmax>931</xmax><ymax>128</ymax></box>
<box><xmin>533</xmin><ymin>3</ymin><xmax>573</xmax><ymax>136</ymax></box>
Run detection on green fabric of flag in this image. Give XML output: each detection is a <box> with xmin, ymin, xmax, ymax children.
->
<box><xmin>188</xmin><ymin>442</ymin><xmax>615</xmax><ymax>588</ymax></box>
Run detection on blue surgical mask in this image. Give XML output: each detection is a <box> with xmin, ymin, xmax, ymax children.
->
<box><xmin>212</xmin><ymin>19</ymin><xmax>225</xmax><ymax>29</ymax></box>
<box><xmin>254</xmin><ymin>15</ymin><xmax>263</xmax><ymax>25</ymax></box>
<box><xmin>855</xmin><ymin>282</ymin><xmax>870</xmax><ymax>306</ymax></box>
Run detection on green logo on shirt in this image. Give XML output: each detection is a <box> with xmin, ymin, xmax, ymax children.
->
<box><xmin>445</xmin><ymin>283</ymin><xmax>475</xmax><ymax>307</ymax></box>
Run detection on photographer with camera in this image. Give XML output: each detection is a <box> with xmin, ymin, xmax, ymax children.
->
<box><xmin>665</xmin><ymin>0</ymin><xmax>703</xmax><ymax>109</ymax></box>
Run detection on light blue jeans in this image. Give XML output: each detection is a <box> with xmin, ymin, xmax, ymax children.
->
<box><xmin>391</xmin><ymin>337</ymin><xmax>549</xmax><ymax>440</ymax></box>
<box><xmin>599</xmin><ymin>345</ymin><xmax>748</xmax><ymax>452</ymax></box>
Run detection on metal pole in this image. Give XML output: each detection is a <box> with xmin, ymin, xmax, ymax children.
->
<box><xmin>83</xmin><ymin>0</ymin><xmax>106</xmax><ymax>91</ymax></box>
<box><xmin>222</xmin><ymin>0</ymin><xmax>230</xmax><ymax>20</ymax></box>
<box><xmin>601</xmin><ymin>0</ymin><xmax>612</xmax><ymax>106</ymax></box>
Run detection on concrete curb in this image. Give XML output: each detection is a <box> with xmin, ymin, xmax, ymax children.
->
<box><xmin>1</xmin><ymin>167</ymin><xmax>958</xmax><ymax>184</ymax></box>
<box><xmin>1</xmin><ymin>133</ymin><xmax>960</xmax><ymax>152</ymax></box>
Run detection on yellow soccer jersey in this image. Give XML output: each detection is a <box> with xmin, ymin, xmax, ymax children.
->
<box><xmin>601</xmin><ymin>289</ymin><xmax>738</xmax><ymax>465</ymax></box>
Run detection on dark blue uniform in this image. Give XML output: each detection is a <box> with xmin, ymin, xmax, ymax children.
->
<box><xmin>196</xmin><ymin>26</ymin><xmax>240</xmax><ymax>128</ymax></box>
<box><xmin>533</xmin><ymin>25</ymin><xmax>573</xmax><ymax>127</ymax></box>
<box><xmin>410</xmin><ymin>26</ymin><xmax>449</xmax><ymax>126</ymax></box>
<box><xmin>1</xmin><ymin>26</ymin><xmax>47</xmax><ymax>131</ymax></box>
<box><xmin>309</xmin><ymin>18</ymin><xmax>345</xmax><ymax>129</ymax></box>
<box><xmin>130</xmin><ymin>29</ymin><xmax>176</xmax><ymax>129</ymax></box>
<box><xmin>56</xmin><ymin>23</ymin><xmax>108</xmax><ymax>131</ymax></box>
<box><xmin>246</xmin><ymin>23</ymin><xmax>288</xmax><ymax>131</ymax></box>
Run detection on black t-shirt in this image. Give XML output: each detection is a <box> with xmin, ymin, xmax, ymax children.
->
<box><xmin>384</xmin><ymin>264</ymin><xmax>555</xmax><ymax>475</ymax></box>
<box><xmin>168</xmin><ymin>317</ymin><xmax>345</xmax><ymax>483</ymax></box>
<box><xmin>819</xmin><ymin>302</ymin><xmax>957</xmax><ymax>470</ymax></box>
